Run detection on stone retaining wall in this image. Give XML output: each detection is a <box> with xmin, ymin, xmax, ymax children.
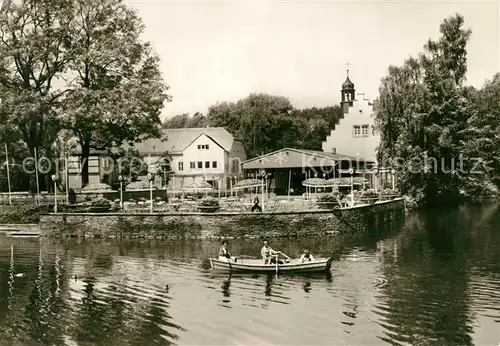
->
<box><xmin>39</xmin><ymin>198</ymin><xmax>405</xmax><ymax>239</ymax></box>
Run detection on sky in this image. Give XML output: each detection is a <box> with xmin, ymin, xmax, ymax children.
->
<box><xmin>125</xmin><ymin>0</ymin><xmax>500</xmax><ymax>120</ymax></box>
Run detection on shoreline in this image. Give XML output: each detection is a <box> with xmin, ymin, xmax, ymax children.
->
<box><xmin>39</xmin><ymin>199</ymin><xmax>405</xmax><ymax>239</ymax></box>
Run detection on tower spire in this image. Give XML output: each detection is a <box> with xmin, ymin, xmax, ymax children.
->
<box><xmin>345</xmin><ymin>62</ymin><xmax>350</xmax><ymax>78</ymax></box>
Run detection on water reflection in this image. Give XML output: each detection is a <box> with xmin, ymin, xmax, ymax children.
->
<box><xmin>265</xmin><ymin>275</ymin><xmax>273</xmax><ymax>297</ymax></box>
<box><xmin>221</xmin><ymin>277</ymin><xmax>231</xmax><ymax>302</ymax></box>
<box><xmin>374</xmin><ymin>208</ymin><xmax>480</xmax><ymax>346</ymax></box>
<box><xmin>0</xmin><ymin>205</ymin><xmax>499</xmax><ymax>345</ymax></box>
<box><xmin>7</xmin><ymin>245</ymin><xmax>13</xmax><ymax>310</ymax></box>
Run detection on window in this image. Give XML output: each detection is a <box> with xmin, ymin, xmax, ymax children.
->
<box><xmin>197</xmin><ymin>161</ymin><xmax>202</xmax><ymax>169</ymax></box>
<box><xmin>362</xmin><ymin>125</ymin><xmax>369</xmax><ymax>135</ymax></box>
<box><xmin>353</xmin><ymin>125</ymin><xmax>360</xmax><ymax>136</ymax></box>
<box><xmin>178</xmin><ymin>161</ymin><xmax>184</xmax><ymax>171</ymax></box>
<box><xmin>212</xmin><ymin>161</ymin><xmax>217</xmax><ymax>168</ymax></box>
<box><xmin>198</xmin><ymin>145</ymin><xmax>201</xmax><ymax>149</ymax></box>
<box><xmin>205</xmin><ymin>161</ymin><xmax>210</xmax><ymax>168</ymax></box>
<box><xmin>206</xmin><ymin>144</ymin><xmax>209</xmax><ymax>149</ymax></box>
<box><xmin>190</xmin><ymin>161</ymin><xmax>195</xmax><ymax>169</ymax></box>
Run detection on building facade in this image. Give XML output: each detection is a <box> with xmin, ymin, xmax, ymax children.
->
<box><xmin>321</xmin><ymin>72</ymin><xmax>379</xmax><ymax>163</ymax></box>
<box><xmin>241</xmin><ymin>148</ymin><xmax>374</xmax><ymax>195</ymax></box>
<box><xmin>240</xmin><ymin>71</ymin><xmax>392</xmax><ymax>194</ymax></box>
<box><xmin>133</xmin><ymin>127</ymin><xmax>247</xmax><ymax>191</ymax></box>
<box><xmin>65</xmin><ymin>148</ymin><xmax>113</xmax><ymax>190</ymax></box>
<box><xmin>65</xmin><ymin>127</ymin><xmax>246</xmax><ymax>191</ymax></box>
<box><xmin>321</xmin><ymin>71</ymin><xmax>395</xmax><ymax>188</ymax></box>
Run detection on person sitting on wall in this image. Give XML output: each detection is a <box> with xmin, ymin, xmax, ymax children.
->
<box><xmin>251</xmin><ymin>196</ymin><xmax>262</xmax><ymax>212</ymax></box>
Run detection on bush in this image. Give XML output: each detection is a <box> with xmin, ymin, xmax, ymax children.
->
<box><xmin>91</xmin><ymin>197</ymin><xmax>111</xmax><ymax>207</ymax></box>
<box><xmin>317</xmin><ymin>194</ymin><xmax>335</xmax><ymax>203</ymax></box>
<box><xmin>361</xmin><ymin>189</ymin><xmax>379</xmax><ymax>199</ymax></box>
<box><xmin>0</xmin><ymin>203</ymin><xmax>51</xmax><ymax>224</ymax></box>
<box><xmin>198</xmin><ymin>197</ymin><xmax>220</xmax><ymax>207</ymax></box>
<box><xmin>316</xmin><ymin>194</ymin><xmax>338</xmax><ymax>209</ymax></box>
<box><xmin>125</xmin><ymin>181</ymin><xmax>151</xmax><ymax>190</ymax></box>
<box><xmin>382</xmin><ymin>189</ymin><xmax>398</xmax><ymax>196</ymax></box>
<box><xmin>81</xmin><ymin>183</ymin><xmax>112</xmax><ymax>192</ymax></box>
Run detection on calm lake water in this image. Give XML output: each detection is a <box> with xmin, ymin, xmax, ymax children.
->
<box><xmin>0</xmin><ymin>205</ymin><xmax>499</xmax><ymax>345</ymax></box>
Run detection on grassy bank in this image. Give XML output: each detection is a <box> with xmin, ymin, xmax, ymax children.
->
<box><xmin>0</xmin><ymin>203</ymin><xmax>52</xmax><ymax>224</ymax></box>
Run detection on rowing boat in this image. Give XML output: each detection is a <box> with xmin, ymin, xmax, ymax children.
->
<box><xmin>209</xmin><ymin>256</ymin><xmax>333</xmax><ymax>274</ymax></box>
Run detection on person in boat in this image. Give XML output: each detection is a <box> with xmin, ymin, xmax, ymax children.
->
<box><xmin>299</xmin><ymin>249</ymin><xmax>315</xmax><ymax>263</ymax></box>
<box><xmin>251</xmin><ymin>196</ymin><xmax>262</xmax><ymax>212</ymax></box>
<box><xmin>219</xmin><ymin>240</ymin><xmax>237</xmax><ymax>262</ymax></box>
<box><xmin>261</xmin><ymin>239</ymin><xmax>289</xmax><ymax>264</ymax></box>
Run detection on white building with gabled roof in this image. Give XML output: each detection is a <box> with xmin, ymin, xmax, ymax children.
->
<box><xmin>321</xmin><ymin>71</ymin><xmax>380</xmax><ymax>164</ymax></box>
<box><xmin>131</xmin><ymin>127</ymin><xmax>247</xmax><ymax>191</ymax></box>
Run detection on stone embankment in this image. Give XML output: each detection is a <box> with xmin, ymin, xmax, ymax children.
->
<box><xmin>39</xmin><ymin>198</ymin><xmax>405</xmax><ymax>239</ymax></box>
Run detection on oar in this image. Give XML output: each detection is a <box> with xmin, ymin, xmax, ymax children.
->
<box><xmin>275</xmin><ymin>254</ymin><xmax>279</xmax><ymax>276</ymax></box>
<box><xmin>278</xmin><ymin>252</ymin><xmax>292</xmax><ymax>261</ymax></box>
<box><xmin>236</xmin><ymin>255</ymin><xmax>259</xmax><ymax>259</ymax></box>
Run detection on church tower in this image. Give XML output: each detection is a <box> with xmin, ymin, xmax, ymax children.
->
<box><xmin>341</xmin><ymin>69</ymin><xmax>355</xmax><ymax>113</ymax></box>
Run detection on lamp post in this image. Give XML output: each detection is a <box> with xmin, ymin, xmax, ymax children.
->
<box><xmin>322</xmin><ymin>173</ymin><xmax>326</xmax><ymax>196</ymax></box>
<box><xmin>118</xmin><ymin>175</ymin><xmax>124</xmax><ymax>209</ymax></box>
<box><xmin>391</xmin><ymin>168</ymin><xmax>396</xmax><ymax>191</ymax></box>
<box><xmin>260</xmin><ymin>169</ymin><xmax>266</xmax><ymax>212</ymax></box>
<box><xmin>148</xmin><ymin>172</ymin><xmax>154</xmax><ymax>213</ymax></box>
<box><xmin>314</xmin><ymin>173</ymin><xmax>318</xmax><ymax>197</ymax></box>
<box><xmin>51</xmin><ymin>174</ymin><xmax>57</xmax><ymax>213</ymax></box>
<box><xmin>304</xmin><ymin>172</ymin><xmax>308</xmax><ymax>200</ymax></box>
<box><xmin>349</xmin><ymin>168</ymin><xmax>354</xmax><ymax>207</ymax></box>
<box><xmin>373</xmin><ymin>167</ymin><xmax>379</xmax><ymax>192</ymax></box>
<box><xmin>65</xmin><ymin>155</ymin><xmax>69</xmax><ymax>204</ymax></box>
<box><xmin>217</xmin><ymin>176</ymin><xmax>221</xmax><ymax>198</ymax></box>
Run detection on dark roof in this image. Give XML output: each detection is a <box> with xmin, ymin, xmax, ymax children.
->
<box><xmin>127</xmin><ymin>127</ymin><xmax>235</xmax><ymax>154</ymax></box>
<box><xmin>342</xmin><ymin>76</ymin><xmax>354</xmax><ymax>90</ymax></box>
<box><xmin>241</xmin><ymin>148</ymin><xmax>370</xmax><ymax>164</ymax></box>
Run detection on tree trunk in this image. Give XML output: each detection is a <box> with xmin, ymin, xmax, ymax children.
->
<box><xmin>81</xmin><ymin>142</ymin><xmax>90</xmax><ymax>187</ymax></box>
<box><xmin>26</xmin><ymin>144</ymin><xmax>37</xmax><ymax>193</ymax></box>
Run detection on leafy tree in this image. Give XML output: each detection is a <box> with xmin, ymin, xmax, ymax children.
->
<box><xmin>0</xmin><ymin>142</ymin><xmax>31</xmax><ymax>192</ymax></box>
<box><xmin>154</xmin><ymin>152</ymin><xmax>173</xmax><ymax>187</ymax></box>
<box><xmin>463</xmin><ymin>75</ymin><xmax>500</xmax><ymax>195</ymax></box>
<box><xmin>206</xmin><ymin>101</ymin><xmax>241</xmax><ymax>136</ymax></box>
<box><xmin>163</xmin><ymin>113</ymin><xmax>190</xmax><ymax>128</ymax></box>
<box><xmin>0</xmin><ymin>0</ymin><xmax>72</xmax><ymax>191</ymax></box>
<box><xmin>374</xmin><ymin>14</ymin><xmax>474</xmax><ymax>208</ymax></box>
<box><xmin>0</xmin><ymin>0</ymin><xmax>170</xmax><ymax>190</ymax></box>
<box><xmin>163</xmin><ymin>101</ymin><xmax>342</xmax><ymax>154</ymax></box>
<box><xmin>107</xmin><ymin>147</ymin><xmax>147</xmax><ymax>183</ymax></box>
<box><xmin>64</xmin><ymin>0</ymin><xmax>170</xmax><ymax>186</ymax></box>
<box><xmin>206</xmin><ymin>93</ymin><xmax>294</xmax><ymax>157</ymax></box>
<box><xmin>162</xmin><ymin>112</ymin><xmax>207</xmax><ymax>128</ymax></box>
<box><xmin>290</xmin><ymin>106</ymin><xmax>343</xmax><ymax>150</ymax></box>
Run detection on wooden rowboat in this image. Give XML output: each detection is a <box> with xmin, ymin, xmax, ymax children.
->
<box><xmin>209</xmin><ymin>257</ymin><xmax>333</xmax><ymax>274</ymax></box>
